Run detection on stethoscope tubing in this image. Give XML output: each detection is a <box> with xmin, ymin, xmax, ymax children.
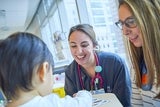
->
<box><xmin>77</xmin><ymin>53</ymin><xmax>103</xmax><ymax>90</ymax></box>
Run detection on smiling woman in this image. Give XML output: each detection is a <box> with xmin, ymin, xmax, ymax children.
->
<box><xmin>117</xmin><ymin>3</ymin><xmax>142</xmax><ymax>47</ymax></box>
<box><xmin>116</xmin><ymin>0</ymin><xmax>160</xmax><ymax>106</ymax></box>
<box><xmin>64</xmin><ymin>24</ymin><xmax>132</xmax><ymax>107</ymax></box>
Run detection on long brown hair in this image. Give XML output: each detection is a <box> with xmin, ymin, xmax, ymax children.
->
<box><xmin>119</xmin><ymin>0</ymin><xmax>160</xmax><ymax>98</ymax></box>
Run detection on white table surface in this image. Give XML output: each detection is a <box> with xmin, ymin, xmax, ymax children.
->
<box><xmin>93</xmin><ymin>93</ymin><xmax>123</xmax><ymax>107</ymax></box>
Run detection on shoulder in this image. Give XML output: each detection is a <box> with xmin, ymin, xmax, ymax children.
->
<box><xmin>67</xmin><ymin>60</ymin><xmax>77</xmax><ymax>68</ymax></box>
<box><xmin>19</xmin><ymin>94</ymin><xmax>60</xmax><ymax>107</ymax></box>
<box><xmin>97</xmin><ymin>51</ymin><xmax>124</xmax><ymax>63</ymax></box>
<box><xmin>41</xmin><ymin>94</ymin><xmax>61</xmax><ymax>106</ymax></box>
<box><xmin>65</xmin><ymin>60</ymin><xmax>77</xmax><ymax>74</ymax></box>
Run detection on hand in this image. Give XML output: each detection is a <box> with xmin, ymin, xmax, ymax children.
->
<box><xmin>72</xmin><ymin>93</ymin><xmax>77</xmax><ymax>97</ymax></box>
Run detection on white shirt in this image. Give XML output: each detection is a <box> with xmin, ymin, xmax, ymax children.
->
<box><xmin>19</xmin><ymin>90</ymin><xmax>92</xmax><ymax>107</ymax></box>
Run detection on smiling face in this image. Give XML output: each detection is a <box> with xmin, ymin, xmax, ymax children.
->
<box><xmin>69</xmin><ymin>31</ymin><xmax>95</xmax><ymax>67</ymax></box>
<box><xmin>119</xmin><ymin>4</ymin><xmax>143</xmax><ymax>47</ymax></box>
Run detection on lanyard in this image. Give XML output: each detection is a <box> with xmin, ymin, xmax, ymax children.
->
<box><xmin>140</xmin><ymin>59</ymin><xmax>152</xmax><ymax>90</ymax></box>
<box><xmin>77</xmin><ymin>53</ymin><xmax>103</xmax><ymax>90</ymax></box>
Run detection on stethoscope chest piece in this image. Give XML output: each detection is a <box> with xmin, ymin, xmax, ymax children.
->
<box><xmin>95</xmin><ymin>65</ymin><xmax>102</xmax><ymax>72</ymax></box>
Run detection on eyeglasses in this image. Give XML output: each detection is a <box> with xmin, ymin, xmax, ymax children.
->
<box><xmin>115</xmin><ymin>17</ymin><xmax>137</xmax><ymax>29</ymax></box>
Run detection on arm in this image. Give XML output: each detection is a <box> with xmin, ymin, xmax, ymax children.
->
<box><xmin>64</xmin><ymin>63</ymin><xmax>79</xmax><ymax>96</ymax></box>
<box><xmin>99</xmin><ymin>52</ymin><xmax>131</xmax><ymax>107</ymax></box>
<box><xmin>61</xmin><ymin>90</ymin><xmax>92</xmax><ymax>107</ymax></box>
<box><xmin>48</xmin><ymin>90</ymin><xmax>92</xmax><ymax>107</ymax></box>
<box><xmin>64</xmin><ymin>70</ymin><xmax>77</xmax><ymax>96</ymax></box>
<box><xmin>112</xmin><ymin>58</ymin><xmax>131</xmax><ymax>107</ymax></box>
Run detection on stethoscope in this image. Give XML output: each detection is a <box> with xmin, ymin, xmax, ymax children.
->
<box><xmin>77</xmin><ymin>53</ymin><xmax>103</xmax><ymax>90</ymax></box>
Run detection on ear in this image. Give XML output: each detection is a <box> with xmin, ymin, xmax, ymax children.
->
<box><xmin>93</xmin><ymin>45</ymin><xmax>99</xmax><ymax>51</ymax></box>
<box><xmin>38</xmin><ymin>62</ymin><xmax>49</xmax><ymax>82</ymax></box>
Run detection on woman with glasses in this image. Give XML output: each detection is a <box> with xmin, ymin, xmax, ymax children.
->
<box><xmin>64</xmin><ymin>24</ymin><xmax>131</xmax><ymax>107</ymax></box>
<box><xmin>115</xmin><ymin>0</ymin><xmax>160</xmax><ymax>106</ymax></box>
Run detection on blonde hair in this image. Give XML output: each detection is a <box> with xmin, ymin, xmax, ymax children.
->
<box><xmin>119</xmin><ymin>0</ymin><xmax>160</xmax><ymax>97</ymax></box>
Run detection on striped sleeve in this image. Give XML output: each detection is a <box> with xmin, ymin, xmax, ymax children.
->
<box><xmin>130</xmin><ymin>68</ymin><xmax>160</xmax><ymax>107</ymax></box>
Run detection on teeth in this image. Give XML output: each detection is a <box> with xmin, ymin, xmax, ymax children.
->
<box><xmin>77</xmin><ymin>55</ymin><xmax>84</xmax><ymax>59</ymax></box>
